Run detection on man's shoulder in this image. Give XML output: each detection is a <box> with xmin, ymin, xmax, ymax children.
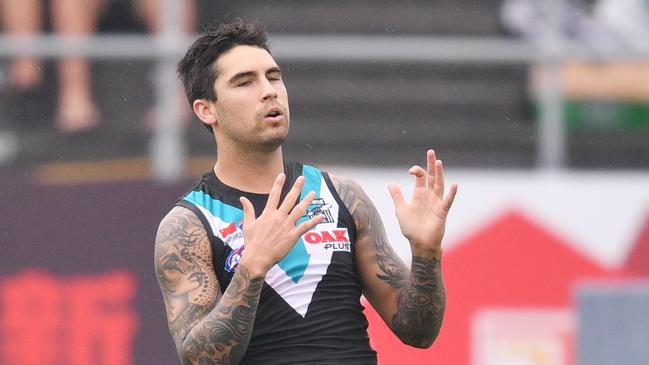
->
<box><xmin>163</xmin><ymin>205</ymin><xmax>196</xmax><ymax>220</ymax></box>
<box><xmin>155</xmin><ymin>206</ymin><xmax>207</xmax><ymax>248</ymax></box>
<box><xmin>293</xmin><ymin>161</ymin><xmax>348</xmax><ymax>185</ymax></box>
<box><xmin>326</xmin><ymin>173</ymin><xmax>363</xmax><ymax>196</ymax></box>
<box><xmin>157</xmin><ymin>206</ymin><xmax>199</xmax><ymax>234</ymax></box>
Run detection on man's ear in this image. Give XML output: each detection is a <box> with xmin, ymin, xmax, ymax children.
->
<box><xmin>193</xmin><ymin>99</ymin><xmax>218</xmax><ymax>129</ymax></box>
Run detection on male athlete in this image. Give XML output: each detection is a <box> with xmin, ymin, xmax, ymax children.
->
<box><xmin>154</xmin><ymin>20</ymin><xmax>458</xmax><ymax>365</ymax></box>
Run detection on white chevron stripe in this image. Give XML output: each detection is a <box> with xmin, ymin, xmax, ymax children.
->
<box><xmin>265</xmin><ymin>176</ymin><xmax>341</xmax><ymax>317</ymax></box>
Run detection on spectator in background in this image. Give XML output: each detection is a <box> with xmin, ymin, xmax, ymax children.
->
<box><xmin>501</xmin><ymin>0</ymin><xmax>649</xmax><ymax>105</ymax></box>
<box><xmin>0</xmin><ymin>0</ymin><xmax>196</xmax><ymax>134</ymax></box>
<box><xmin>500</xmin><ymin>0</ymin><xmax>649</xmax><ymax>52</ymax></box>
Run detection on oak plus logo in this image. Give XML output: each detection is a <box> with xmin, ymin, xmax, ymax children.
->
<box><xmin>302</xmin><ymin>228</ymin><xmax>351</xmax><ymax>252</ymax></box>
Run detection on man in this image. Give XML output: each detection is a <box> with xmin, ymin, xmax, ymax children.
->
<box><xmin>154</xmin><ymin>20</ymin><xmax>458</xmax><ymax>365</ymax></box>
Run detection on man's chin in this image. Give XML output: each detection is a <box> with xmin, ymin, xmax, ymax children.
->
<box><xmin>257</xmin><ymin>126</ymin><xmax>288</xmax><ymax>151</ymax></box>
<box><xmin>258</xmin><ymin>135</ymin><xmax>287</xmax><ymax>153</ymax></box>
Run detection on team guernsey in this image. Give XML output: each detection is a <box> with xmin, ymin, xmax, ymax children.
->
<box><xmin>176</xmin><ymin>161</ymin><xmax>377</xmax><ymax>365</ymax></box>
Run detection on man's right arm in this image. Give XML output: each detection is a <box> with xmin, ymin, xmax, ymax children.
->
<box><xmin>154</xmin><ymin>206</ymin><xmax>264</xmax><ymax>365</ymax></box>
<box><xmin>155</xmin><ymin>174</ymin><xmax>322</xmax><ymax>364</ymax></box>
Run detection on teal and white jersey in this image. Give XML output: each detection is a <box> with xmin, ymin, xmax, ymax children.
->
<box><xmin>176</xmin><ymin>160</ymin><xmax>377</xmax><ymax>365</ymax></box>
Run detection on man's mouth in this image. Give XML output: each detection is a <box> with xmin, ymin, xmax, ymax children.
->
<box><xmin>265</xmin><ymin>109</ymin><xmax>282</xmax><ymax>118</ymax></box>
<box><xmin>264</xmin><ymin>108</ymin><xmax>284</xmax><ymax>122</ymax></box>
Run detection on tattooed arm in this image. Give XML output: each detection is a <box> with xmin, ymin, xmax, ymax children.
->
<box><xmin>155</xmin><ymin>175</ymin><xmax>321</xmax><ymax>364</ymax></box>
<box><xmin>331</xmin><ymin>152</ymin><xmax>457</xmax><ymax>348</ymax></box>
<box><xmin>154</xmin><ymin>206</ymin><xmax>264</xmax><ymax>364</ymax></box>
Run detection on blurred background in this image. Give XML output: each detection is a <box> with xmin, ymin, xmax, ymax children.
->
<box><xmin>1</xmin><ymin>0</ymin><xmax>648</xmax><ymax>364</ymax></box>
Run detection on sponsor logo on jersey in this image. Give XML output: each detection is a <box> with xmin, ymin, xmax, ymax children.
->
<box><xmin>218</xmin><ymin>221</ymin><xmax>244</xmax><ymax>247</ymax></box>
<box><xmin>303</xmin><ymin>198</ymin><xmax>335</xmax><ymax>224</ymax></box>
<box><xmin>219</xmin><ymin>222</ymin><xmax>237</xmax><ymax>239</ymax></box>
<box><xmin>302</xmin><ymin>228</ymin><xmax>351</xmax><ymax>252</ymax></box>
<box><xmin>225</xmin><ymin>245</ymin><xmax>244</xmax><ymax>272</ymax></box>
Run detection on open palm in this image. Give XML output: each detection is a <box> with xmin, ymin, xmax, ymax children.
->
<box><xmin>388</xmin><ymin>150</ymin><xmax>458</xmax><ymax>257</ymax></box>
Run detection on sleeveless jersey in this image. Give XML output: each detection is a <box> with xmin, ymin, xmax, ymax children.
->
<box><xmin>176</xmin><ymin>161</ymin><xmax>377</xmax><ymax>365</ymax></box>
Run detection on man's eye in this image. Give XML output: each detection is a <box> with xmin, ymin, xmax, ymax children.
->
<box><xmin>238</xmin><ymin>81</ymin><xmax>252</xmax><ymax>87</ymax></box>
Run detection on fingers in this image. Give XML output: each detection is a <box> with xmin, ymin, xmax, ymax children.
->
<box><xmin>442</xmin><ymin>183</ymin><xmax>458</xmax><ymax>212</ymax></box>
<box><xmin>434</xmin><ymin>160</ymin><xmax>445</xmax><ymax>198</ymax></box>
<box><xmin>409</xmin><ymin>165</ymin><xmax>427</xmax><ymax>189</ymax></box>
<box><xmin>387</xmin><ymin>183</ymin><xmax>405</xmax><ymax>208</ymax></box>
<box><xmin>427</xmin><ymin>149</ymin><xmax>436</xmax><ymax>190</ymax></box>
<box><xmin>296</xmin><ymin>212</ymin><xmax>323</xmax><ymax>234</ymax></box>
<box><xmin>264</xmin><ymin>173</ymin><xmax>286</xmax><ymax>213</ymax></box>
<box><xmin>279</xmin><ymin>176</ymin><xmax>306</xmax><ymax>214</ymax></box>
<box><xmin>239</xmin><ymin>196</ymin><xmax>255</xmax><ymax>226</ymax></box>
<box><xmin>289</xmin><ymin>190</ymin><xmax>316</xmax><ymax>221</ymax></box>
<box><xmin>292</xmin><ymin>190</ymin><xmax>321</xmax><ymax>235</ymax></box>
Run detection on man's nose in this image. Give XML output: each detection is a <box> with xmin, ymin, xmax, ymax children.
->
<box><xmin>261</xmin><ymin>79</ymin><xmax>278</xmax><ymax>101</ymax></box>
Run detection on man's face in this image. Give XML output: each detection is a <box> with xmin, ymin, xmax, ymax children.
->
<box><xmin>211</xmin><ymin>45</ymin><xmax>290</xmax><ymax>152</ymax></box>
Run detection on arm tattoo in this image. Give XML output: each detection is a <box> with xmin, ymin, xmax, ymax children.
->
<box><xmin>333</xmin><ymin>176</ymin><xmax>408</xmax><ymax>289</ymax></box>
<box><xmin>392</xmin><ymin>256</ymin><xmax>445</xmax><ymax>348</ymax></box>
<box><xmin>181</xmin><ymin>265</ymin><xmax>264</xmax><ymax>365</ymax></box>
<box><xmin>332</xmin><ymin>176</ymin><xmax>446</xmax><ymax>348</ymax></box>
<box><xmin>155</xmin><ymin>208</ymin><xmax>219</xmax><ymax>347</ymax></box>
<box><xmin>155</xmin><ymin>207</ymin><xmax>263</xmax><ymax>364</ymax></box>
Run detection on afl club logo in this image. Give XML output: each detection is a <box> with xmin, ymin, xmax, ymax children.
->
<box><xmin>225</xmin><ymin>246</ymin><xmax>244</xmax><ymax>272</ymax></box>
<box><xmin>304</xmin><ymin>198</ymin><xmax>334</xmax><ymax>224</ymax></box>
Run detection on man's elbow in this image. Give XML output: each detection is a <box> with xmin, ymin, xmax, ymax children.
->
<box><xmin>177</xmin><ymin>335</ymin><xmax>198</xmax><ymax>365</ymax></box>
<box><xmin>178</xmin><ymin>332</ymin><xmax>240</xmax><ymax>365</ymax></box>
<box><xmin>399</xmin><ymin>334</ymin><xmax>437</xmax><ymax>349</ymax></box>
<box><xmin>393</xmin><ymin>324</ymin><xmax>441</xmax><ymax>349</ymax></box>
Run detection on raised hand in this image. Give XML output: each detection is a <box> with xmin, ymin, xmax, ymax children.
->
<box><xmin>387</xmin><ymin>150</ymin><xmax>458</xmax><ymax>258</ymax></box>
<box><xmin>238</xmin><ymin>173</ymin><xmax>323</xmax><ymax>277</ymax></box>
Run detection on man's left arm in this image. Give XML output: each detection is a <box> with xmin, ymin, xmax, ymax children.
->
<box><xmin>331</xmin><ymin>150</ymin><xmax>458</xmax><ymax>348</ymax></box>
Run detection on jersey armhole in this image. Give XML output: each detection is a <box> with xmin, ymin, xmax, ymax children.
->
<box><xmin>322</xmin><ymin>172</ymin><xmax>358</xmax><ymax>243</ymax></box>
<box><xmin>175</xmin><ymin>199</ymin><xmax>221</xmax><ymax>247</ymax></box>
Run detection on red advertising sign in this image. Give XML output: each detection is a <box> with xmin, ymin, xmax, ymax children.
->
<box><xmin>0</xmin><ymin>270</ymin><xmax>138</xmax><ymax>365</ymax></box>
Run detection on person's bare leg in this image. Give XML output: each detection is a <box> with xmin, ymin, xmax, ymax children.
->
<box><xmin>51</xmin><ymin>0</ymin><xmax>104</xmax><ymax>133</ymax></box>
<box><xmin>136</xmin><ymin>0</ymin><xmax>197</xmax><ymax>33</ymax></box>
<box><xmin>0</xmin><ymin>0</ymin><xmax>43</xmax><ymax>89</ymax></box>
<box><xmin>136</xmin><ymin>0</ymin><xmax>197</xmax><ymax>131</ymax></box>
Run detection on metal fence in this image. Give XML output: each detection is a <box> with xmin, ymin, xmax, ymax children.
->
<box><xmin>0</xmin><ymin>0</ymin><xmax>648</xmax><ymax>180</ymax></box>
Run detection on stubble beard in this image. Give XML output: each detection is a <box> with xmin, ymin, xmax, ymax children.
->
<box><xmin>258</xmin><ymin>135</ymin><xmax>285</xmax><ymax>152</ymax></box>
<box><xmin>255</xmin><ymin>126</ymin><xmax>288</xmax><ymax>153</ymax></box>
<box><xmin>251</xmin><ymin>110</ymin><xmax>290</xmax><ymax>152</ymax></box>
<box><xmin>236</xmin><ymin>118</ymin><xmax>289</xmax><ymax>153</ymax></box>
<box><xmin>220</xmin><ymin>110</ymin><xmax>290</xmax><ymax>153</ymax></box>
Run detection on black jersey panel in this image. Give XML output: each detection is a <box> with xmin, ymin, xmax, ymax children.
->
<box><xmin>175</xmin><ymin>161</ymin><xmax>377</xmax><ymax>364</ymax></box>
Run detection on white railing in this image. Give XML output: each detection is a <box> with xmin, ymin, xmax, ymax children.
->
<box><xmin>1</xmin><ymin>0</ymin><xmax>647</xmax><ymax>180</ymax></box>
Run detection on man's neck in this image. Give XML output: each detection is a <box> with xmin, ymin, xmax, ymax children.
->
<box><xmin>213</xmin><ymin>147</ymin><xmax>285</xmax><ymax>194</ymax></box>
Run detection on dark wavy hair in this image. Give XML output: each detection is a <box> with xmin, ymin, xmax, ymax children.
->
<box><xmin>177</xmin><ymin>19</ymin><xmax>270</xmax><ymax>132</ymax></box>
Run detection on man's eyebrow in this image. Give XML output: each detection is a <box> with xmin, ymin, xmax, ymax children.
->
<box><xmin>228</xmin><ymin>71</ymin><xmax>256</xmax><ymax>84</ymax></box>
<box><xmin>228</xmin><ymin>67</ymin><xmax>282</xmax><ymax>84</ymax></box>
<box><xmin>266</xmin><ymin>67</ymin><xmax>282</xmax><ymax>75</ymax></box>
